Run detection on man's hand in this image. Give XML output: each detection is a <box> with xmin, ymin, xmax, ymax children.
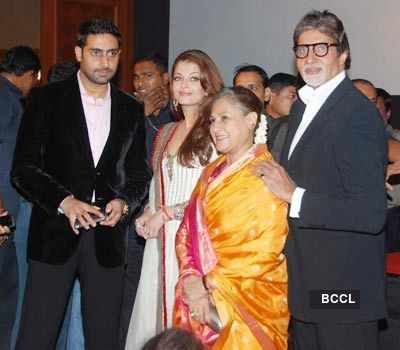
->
<box><xmin>386</xmin><ymin>160</ymin><xmax>400</xmax><ymax>191</ymax></box>
<box><xmin>143</xmin><ymin>86</ymin><xmax>169</xmax><ymax>116</ymax></box>
<box><xmin>60</xmin><ymin>196</ymin><xmax>104</xmax><ymax>234</ymax></box>
<box><xmin>100</xmin><ymin>199</ymin><xmax>126</xmax><ymax>227</ymax></box>
<box><xmin>252</xmin><ymin>159</ymin><xmax>296</xmax><ymax>203</ymax></box>
<box><xmin>0</xmin><ymin>211</ymin><xmax>10</xmax><ymax>245</ymax></box>
<box><xmin>0</xmin><ymin>211</ymin><xmax>11</xmax><ymax>243</ymax></box>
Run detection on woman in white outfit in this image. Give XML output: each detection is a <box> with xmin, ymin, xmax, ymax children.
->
<box><xmin>125</xmin><ymin>49</ymin><xmax>223</xmax><ymax>350</ymax></box>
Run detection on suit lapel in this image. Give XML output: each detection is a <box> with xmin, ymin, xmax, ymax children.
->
<box><xmin>281</xmin><ymin>101</ymin><xmax>304</xmax><ymax>167</ymax></box>
<box><xmin>287</xmin><ymin>77</ymin><xmax>351</xmax><ymax>162</ymax></box>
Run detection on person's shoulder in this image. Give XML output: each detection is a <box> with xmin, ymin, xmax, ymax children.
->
<box><xmin>112</xmin><ymin>85</ymin><xmax>142</xmax><ymax>106</ymax></box>
<box><xmin>38</xmin><ymin>78</ymin><xmax>75</xmax><ymax>99</ymax></box>
<box><xmin>45</xmin><ymin>77</ymin><xmax>74</xmax><ymax>90</ymax></box>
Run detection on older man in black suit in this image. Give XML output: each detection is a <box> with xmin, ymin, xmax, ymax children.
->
<box><xmin>12</xmin><ymin>19</ymin><xmax>150</xmax><ymax>350</ymax></box>
<box><xmin>255</xmin><ymin>10</ymin><xmax>387</xmax><ymax>350</ymax></box>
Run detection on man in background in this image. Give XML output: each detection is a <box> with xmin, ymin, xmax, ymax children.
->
<box><xmin>265</xmin><ymin>72</ymin><xmax>298</xmax><ymax>161</ymax></box>
<box><xmin>132</xmin><ymin>53</ymin><xmax>172</xmax><ymax>161</ymax></box>
<box><xmin>0</xmin><ymin>45</ymin><xmax>40</xmax><ymax>349</ymax></box>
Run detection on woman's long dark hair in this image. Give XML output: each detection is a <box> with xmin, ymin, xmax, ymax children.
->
<box><xmin>171</xmin><ymin>49</ymin><xmax>224</xmax><ymax>167</ymax></box>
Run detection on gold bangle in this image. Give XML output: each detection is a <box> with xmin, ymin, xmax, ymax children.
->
<box><xmin>116</xmin><ymin>199</ymin><xmax>129</xmax><ymax>216</ymax></box>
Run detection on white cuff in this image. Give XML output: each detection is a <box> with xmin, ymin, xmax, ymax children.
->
<box><xmin>289</xmin><ymin>187</ymin><xmax>305</xmax><ymax>218</ymax></box>
<box><xmin>58</xmin><ymin>195</ymin><xmax>73</xmax><ymax>215</ymax></box>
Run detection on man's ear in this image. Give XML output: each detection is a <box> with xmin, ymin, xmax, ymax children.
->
<box><xmin>162</xmin><ymin>72</ymin><xmax>169</xmax><ymax>86</ymax></box>
<box><xmin>338</xmin><ymin>50</ymin><xmax>348</xmax><ymax>69</ymax></box>
<box><xmin>75</xmin><ymin>46</ymin><xmax>83</xmax><ymax>62</ymax></box>
<box><xmin>264</xmin><ymin>87</ymin><xmax>271</xmax><ymax>103</ymax></box>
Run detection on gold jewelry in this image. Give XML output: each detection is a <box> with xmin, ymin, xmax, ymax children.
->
<box><xmin>116</xmin><ymin>199</ymin><xmax>129</xmax><ymax>216</ymax></box>
<box><xmin>166</xmin><ymin>153</ymin><xmax>174</xmax><ymax>181</ymax></box>
<box><xmin>190</xmin><ymin>310</ymin><xmax>199</xmax><ymax>318</ymax></box>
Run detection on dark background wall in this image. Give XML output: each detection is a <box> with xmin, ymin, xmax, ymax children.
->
<box><xmin>0</xmin><ymin>0</ymin><xmax>40</xmax><ymax>50</ymax></box>
<box><xmin>134</xmin><ymin>0</ymin><xmax>170</xmax><ymax>66</ymax></box>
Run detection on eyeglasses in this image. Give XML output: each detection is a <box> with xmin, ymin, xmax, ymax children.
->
<box><xmin>293</xmin><ymin>42</ymin><xmax>338</xmax><ymax>59</ymax></box>
<box><xmin>88</xmin><ymin>48</ymin><xmax>121</xmax><ymax>59</ymax></box>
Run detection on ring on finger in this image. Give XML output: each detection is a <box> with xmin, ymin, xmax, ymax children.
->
<box><xmin>190</xmin><ymin>310</ymin><xmax>199</xmax><ymax>318</ymax></box>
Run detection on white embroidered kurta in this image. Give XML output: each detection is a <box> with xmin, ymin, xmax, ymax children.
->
<box><xmin>125</xmin><ymin>155</ymin><xmax>204</xmax><ymax>350</ymax></box>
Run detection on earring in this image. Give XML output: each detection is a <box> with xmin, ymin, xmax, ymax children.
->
<box><xmin>173</xmin><ymin>99</ymin><xmax>178</xmax><ymax>110</ymax></box>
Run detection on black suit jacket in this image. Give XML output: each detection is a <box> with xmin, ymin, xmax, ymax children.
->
<box><xmin>11</xmin><ymin>77</ymin><xmax>151</xmax><ymax>267</ymax></box>
<box><xmin>281</xmin><ymin>77</ymin><xmax>388</xmax><ymax>322</ymax></box>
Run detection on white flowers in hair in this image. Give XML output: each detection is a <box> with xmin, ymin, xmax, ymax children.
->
<box><xmin>254</xmin><ymin>114</ymin><xmax>268</xmax><ymax>144</ymax></box>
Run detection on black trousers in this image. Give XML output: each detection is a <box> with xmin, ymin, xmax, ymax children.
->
<box><xmin>119</xmin><ymin>229</ymin><xmax>145</xmax><ymax>349</ymax></box>
<box><xmin>379</xmin><ymin>274</ymin><xmax>400</xmax><ymax>349</ymax></box>
<box><xmin>15</xmin><ymin>230</ymin><xmax>124</xmax><ymax>350</ymax></box>
<box><xmin>0</xmin><ymin>240</ymin><xmax>18</xmax><ymax>350</ymax></box>
<box><xmin>291</xmin><ymin>318</ymin><xmax>379</xmax><ymax>350</ymax></box>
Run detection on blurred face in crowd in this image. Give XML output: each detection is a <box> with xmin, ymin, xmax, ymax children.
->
<box><xmin>17</xmin><ymin>70</ymin><xmax>40</xmax><ymax>97</ymax></box>
<box><xmin>172</xmin><ymin>60</ymin><xmax>206</xmax><ymax>107</ymax></box>
<box><xmin>234</xmin><ymin>71</ymin><xmax>268</xmax><ymax>103</ymax></box>
<box><xmin>75</xmin><ymin>33</ymin><xmax>120</xmax><ymax>85</ymax></box>
<box><xmin>296</xmin><ymin>29</ymin><xmax>347</xmax><ymax>88</ymax></box>
<box><xmin>376</xmin><ymin>96</ymin><xmax>390</xmax><ymax>123</ymax></box>
<box><xmin>133</xmin><ymin>60</ymin><xmax>168</xmax><ymax>101</ymax></box>
<box><xmin>209</xmin><ymin>96</ymin><xmax>256</xmax><ymax>162</ymax></box>
<box><xmin>353</xmin><ymin>81</ymin><xmax>377</xmax><ymax>104</ymax></box>
<box><xmin>268</xmin><ymin>85</ymin><xmax>297</xmax><ymax>117</ymax></box>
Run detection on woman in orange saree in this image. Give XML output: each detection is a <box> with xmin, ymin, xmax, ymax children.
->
<box><xmin>174</xmin><ymin>87</ymin><xmax>289</xmax><ymax>350</ymax></box>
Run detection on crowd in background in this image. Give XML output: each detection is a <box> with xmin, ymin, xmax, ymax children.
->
<box><xmin>0</xmin><ymin>9</ymin><xmax>399</xmax><ymax>350</ymax></box>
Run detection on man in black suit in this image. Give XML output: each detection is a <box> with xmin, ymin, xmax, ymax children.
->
<box><xmin>255</xmin><ymin>10</ymin><xmax>387</xmax><ymax>350</ymax></box>
<box><xmin>12</xmin><ymin>19</ymin><xmax>150</xmax><ymax>350</ymax></box>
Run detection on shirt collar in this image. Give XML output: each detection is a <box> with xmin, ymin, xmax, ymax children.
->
<box><xmin>77</xmin><ymin>70</ymin><xmax>110</xmax><ymax>106</ymax></box>
<box><xmin>299</xmin><ymin>71</ymin><xmax>346</xmax><ymax>105</ymax></box>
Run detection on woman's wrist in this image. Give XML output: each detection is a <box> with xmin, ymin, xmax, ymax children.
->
<box><xmin>160</xmin><ymin>206</ymin><xmax>173</xmax><ymax>222</ymax></box>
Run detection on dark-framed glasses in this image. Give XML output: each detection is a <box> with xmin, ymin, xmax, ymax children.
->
<box><xmin>88</xmin><ymin>48</ymin><xmax>121</xmax><ymax>59</ymax></box>
<box><xmin>293</xmin><ymin>42</ymin><xmax>338</xmax><ymax>59</ymax></box>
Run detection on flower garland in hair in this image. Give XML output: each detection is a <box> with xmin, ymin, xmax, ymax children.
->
<box><xmin>254</xmin><ymin>114</ymin><xmax>268</xmax><ymax>144</ymax></box>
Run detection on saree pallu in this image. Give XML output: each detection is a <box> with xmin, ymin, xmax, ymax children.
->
<box><xmin>174</xmin><ymin>145</ymin><xmax>290</xmax><ymax>350</ymax></box>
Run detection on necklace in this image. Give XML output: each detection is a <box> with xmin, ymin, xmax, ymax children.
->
<box><xmin>166</xmin><ymin>153</ymin><xmax>175</xmax><ymax>181</ymax></box>
<box><xmin>163</xmin><ymin>123</ymin><xmax>180</xmax><ymax>182</ymax></box>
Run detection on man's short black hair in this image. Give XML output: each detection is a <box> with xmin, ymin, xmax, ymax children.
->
<box><xmin>269</xmin><ymin>73</ymin><xmax>297</xmax><ymax>93</ymax></box>
<box><xmin>233</xmin><ymin>64</ymin><xmax>269</xmax><ymax>88</ymax></box>
<box><xmin>0</xmin><ymin>46</ymin><xmax>41</xmax><ymax>76</ymax></box>
<box><xmin>48</xmin><ymin>61</ymin><xmax>78</xmax><ymax>83</ymax></box>
<box><xmin>352</xmin><ymin>78</ymin><xmax>375</xmax><ymax>88</ymax></box>
<box><xmin>76</xmin><ymin>18</ymin><xmax>122</xmax><ymax>48</ymax></box>
<box><xmin>376</xmin><ymin>87</ymin><xmax>391</xmax><ymax>112</ymax></box>
<box><xmin>134</xmin><ymin>53</ymin><xmax>168</xmax><ymax>74</ymax></box>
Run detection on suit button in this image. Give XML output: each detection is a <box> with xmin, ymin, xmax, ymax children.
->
<box><xmin>96</xmin><ymin>171</ymin><xmax>101</xmax><ymax>176</ymax></box>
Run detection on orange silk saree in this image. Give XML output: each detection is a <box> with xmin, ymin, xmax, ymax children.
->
<box><xmin>174</xmin><ymin>145</ymin><xmax>289</xmax><ymax>350</ymax></box>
